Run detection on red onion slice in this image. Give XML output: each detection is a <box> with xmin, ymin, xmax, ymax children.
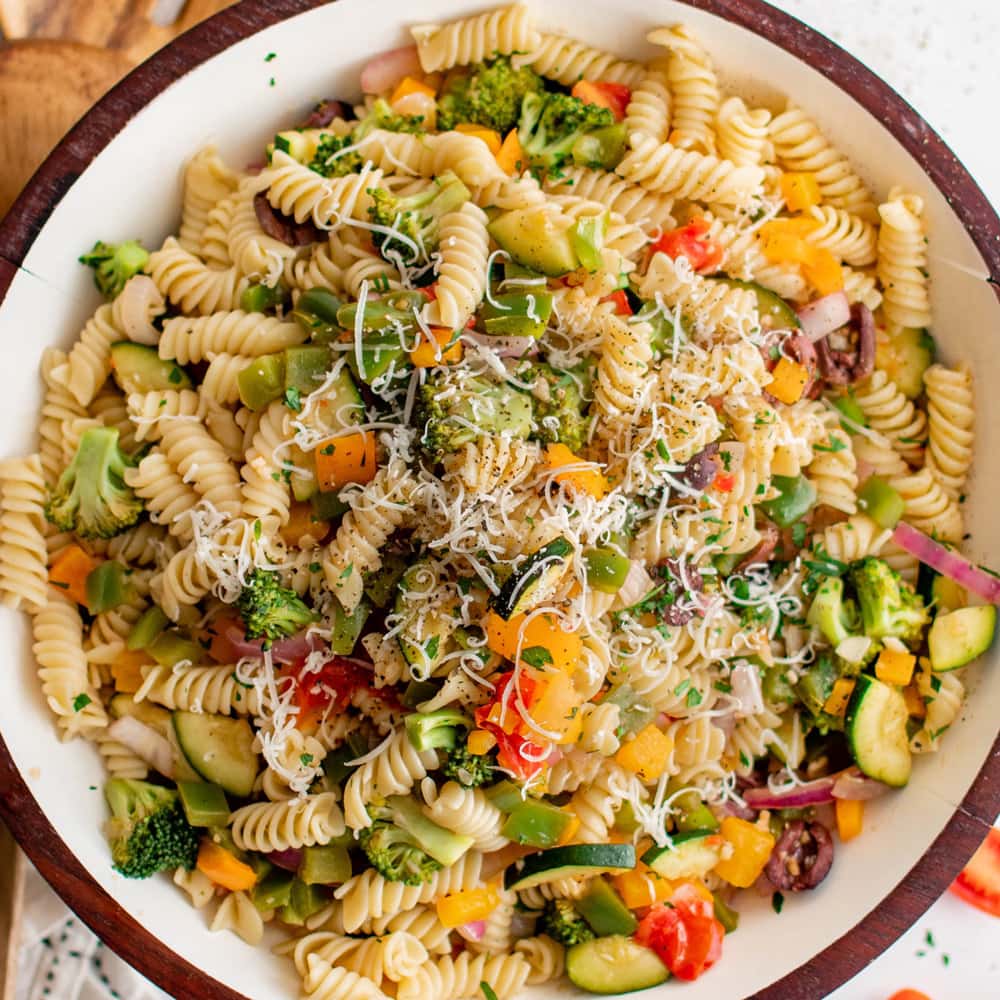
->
<box><xmin>267</xmin><ymin>848</ymin><xmax>304</xmax><ymax>872</ymax></box>
<box><xmin>107</xmin><ymin>716</ymin><xmax>174</xmax><ymax>779</ymax></box>
<box><xmin>796</xmin><ymin>291</ymin><xmax>851</xmax><ymax>343</ymax></box>
<box><xmin>743</xmin><ymin>775</ymin><xmax>837</xmax><ymax>810</ymax></box>
<box><xmin>730</xmin><ymin>661</ymin><xmax>765</xmax><ymax>718</ymax></box>
<box><xmin>457</xmin><ymin>920</ymin><xmax>487</xmax><ymax>942</ymax></box>
<box><xmin>360</xmin><ymin>45</ymin><xmax>423</xmax><ymax>95</ymax></box>
<box><xmin>892</xmin><ymin>522</ymin><xmax>1000</xmax><ymax>605</ymax></box>
<box><xmin>832</xmin><ymin>767</ymin><xmax>891</xmax><ymax>801</ymax></box>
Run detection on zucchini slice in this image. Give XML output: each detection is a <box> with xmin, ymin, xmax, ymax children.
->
<box><xmin>716</xmin><ymin>278</ymin><xmax>800</xmax><ymax>331</ymax></box>
<box><xmin>641</xmin><ymin>829</ymin><xmax>723</xmax><ymax>881</ymax></box>
<box><xmin>172</xmin><ymin>711</ymin><xmax>259</xmax><ymax>798</ymax></box>
<box><xmin>492</xmin><ymin>536</ymin><xmax>574</xmax><ymax>620</ymax></box>
<box><xmin>845</xmin><ymin>674</ymin><xmax>911</xmax><ymax>787</ymax></box>
<box><xmin>110</xmin><ymin>342</ymin><xmax>192</xmax><ymax>394</ymax></box>
<box><xmin>928</xmin><ymin>605</ymin><xmax>996</xmax><ymax>672</ymax></box>
<box><xmin>566</xmin><ymin>936</ymin><xmax>669</xmax><ymax>994</ymax></box>
<box><xmin>504</xmin><ymin>843</ymin><xmax>635</xmax><ymax>891</ymax></box>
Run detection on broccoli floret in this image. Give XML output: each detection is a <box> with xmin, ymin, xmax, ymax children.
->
<box><xmin>367</xmin><ymin>170</ymin><xmax>471</xmax><ymax>266</ymax></box>
<box><xmin>46</xmin><ymin>427</ymin><xmax>142</xmax><ymax>539</ymax></box>
<box><xmin>354</xmin><ymin>97</ymin><xmax>428</xmax><ymax>139</ymax></box>
<box><xmin>437</xmin><ymin>57</ymin><xmax>545</xmax><ymax>134</ymax></box>
<box><xmin>416</xmin><ymin>370</ymin><xmax>534</xmax><ymax>458</ymax></box>
<box><xmin>308</xmin><ymin>133</ymin><xmax>364</xmax><ymax>177</ymax></box>
<box><xmin>806</xmin><ymin>576</ymin><xmax>860</xmax><ymax>647</ymax></box>
<box><xmin>360</xmin><ymin>796</ymin><xmax>473</xmax><ymax>884</ymax></box>
<box><xmin>527</xmin><ymin>362</ymin><xmax>592</xmax><ymax>453</ymax></box>
<box><xmin>236</xmin><ymin>568</ymin><xmax>319</xmax><ymax>644</ymax></box>
<box><xmin>79</xmin><ymin>240</ymin><xmax>149</xmax><ymax>299</ymax></box>
<box><xmin>518</xmin><ymin>91</ymin><xmax>614</xmax><ymax>173</ymax></box>
<box><xmin>404</xmin><ymin>708</ymin><xmax>472</xmax><ymax>751</ymax></box>
<box><xmin>849</xmin><ymin>557</ymin><xmax>930</xmax><ymax>646</ymax></box>
<box><xmin>104</xmin><ymin>778</ymin><xmax>198</xmax><ymax>879</ymax></box>
<box><xmin>540</xmin><ymin>899</ymin><xmax>595</xmax><ymax>946</ymax></box>
<box><xmin>441</xmin><ymin>745</ymin><xmax>497</xmax><ymax>788</ymax></box>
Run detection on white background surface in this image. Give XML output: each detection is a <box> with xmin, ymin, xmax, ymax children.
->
<box><xmin>12</xmin><ymin>1</ymin><xmax>1000</xmax><ymax>999</ymax></box>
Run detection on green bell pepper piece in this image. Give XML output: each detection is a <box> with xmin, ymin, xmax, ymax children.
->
<box><xmin>238</xmin><ymin>354</ymin><xmax>285</xmax><ymax>410</ymax></box>
<box><xmin>577</xmin><ymin>878</ymin><xmax>638</xmax><ymax>936</ymax></box>
<box><xmin>572</xmin><ymin>123</ymin><xmax>627</xmax><ymax>170</ymax></box>
<box><xmin>292</xmin><ymin>288</ymin><xmax>344</xmax><ymax>342</ymax></box>
<box><xmin>481</xmin><ymin>291</ymin><xmax>553</xmax><ymax>338</ymax></box>
<box><xmin>298</xmin><ymin>844</ymin><xmax>352</xmax><ymax>886</ymax></box>
<box><xmin>571</xmin><ymin>214</ymin><xmax>607</xmax><ymax>273</ymax></box>
<box><xmin>330</xmin><ymin>596</ymin><xmax>372</xmax><ymax>655</ymax></box>
<box><xmin>713</xmin><ymin>892</ymin><xmax>740</xmax><ymax>934</ymax></box>
<box><xmin>857</xmin><ymin>476</ymin><xmax>905</xmax><ymax>530</ymax></box>
<box><xmin>251</xmin><ymin>867</ymin><xmax>294</xmax><ymax>911</ymax></box>
<box><xmin>501</xmin><ymin>798</ymin><xmax>573</xmax><ymax>848</ymax></box>
<box><xmin>760</xmin><ymin>475</ymin><xmax>817</xmax><ymax>528</ymax></box>
<box><xmin>284</xmin><ymin>345</ymin><xmax>332</xmax><ymax>395</ymax></box>
<box><xmin>148</xmin><ymin>631</ymin><xmax>204</xmax><ymax>668</ymax></box>
<box><xmin>85</xmin><ymin>561</ymin><xmax>130</xmax><ymax>614</ymax></box>
<box><xmin>485</xmin><ymin>780</ymin><xmax>525</xmax><ymax>813</ymax></box>
<box><xmin>241</xmin><ymin>282</ymin><xmax>289</xmax><ymax>314</ymax></box>
<box><xmin>672</xmin><ymin>791</ymin><xmax>720</xmax><ymax>833</ymax></box>
<box><xmin>127</xmin><ymin>605</ymin><xmax>169</xmax><ymax>651</ymax></box>
<box><xmin>832</xmin><ymin>391</ymin><xmax>868</xmax><ymax>432</ymax></box>
<box><xmin>584</xmin><ymin>547</ymin><xmax>631</xmax><ymax>594</ymax></box>
<box><xmin>311</xmin><ymin>489</ymin><xmax>349</xmax><ymax>522</ymax></box>
<box><xmin>279</xmin><ymin>879</ymin><xmax>328</xmax><ymax>926</ymax></box>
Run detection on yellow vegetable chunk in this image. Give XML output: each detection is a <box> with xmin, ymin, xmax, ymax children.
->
<box><xmin>835</xmin><ymin>798</ymin><xmax>864</xmax><ymax>842</ymax></box>
<box><xmin>875</xmin><ymin>646</ymin><xmax>916</xmax><ymax>687</ymax></box>
<box><xmin>713</xmin><ymin>817</ymin><xmax>776</xmax><ymax>888</ymax></box>
<box><xmin>436</xmin><ymin>885</ymin><xmax>501</xmax><ymax>928</ymax></box>
<box><xmin>455</xmin><ymin>122</ymin><xmax>503</xmax><ymax>154</ymax></box>
<box><xmin>780</xmin><ymin>172</ymin><xmax>822</xmax><ymax>211</ymax></box>
<box><xmin>767</xmin><ymin>357</ymin><xmax>810</xmax><ymax>405</ymax></box>
<box><xmin>484</xmin><ymin>610</ymin><xmax>581</xmax><ymax>673</ymax></box>
<box><xmin>823</xmin><ymin>677</ymin><xmax>856</xmax><ymax>717</ymax></box>
<box><xmin>468</xmin><ymin>729</ymin><xmax>497</xmax><ymax>755</ymax></box>
<box><xmin>615</xmin><ymin>724</ymin><xmax>673</xmax><ymax>782</ymax></box>
<box><xmin>544</xmin><ymin>443</ymin><xmax>609</xmax><ymax>499</ymax></box>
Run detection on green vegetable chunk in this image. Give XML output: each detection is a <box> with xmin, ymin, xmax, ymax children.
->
<box><xmin>517</xmin><ymin>91</ymin><xmax>618</xmax><ymax>173</ymax></box>
<box><xmin>928</xmin><ymin>605</ymin><xmax>996</xmax><ymax>672</ymax></box>
<box><xmin>292</xmin><ymin>288</ymin><xmax>344</xmax><ymax>341</ymax></box>
<box><xmin>565</xmin><ymin>936</ymin><xmax>669</xmax><ymax>994</ymax></box>
<box><xmin>240</xmin><ymin>282</ymin><xmax>290</xmax><ymax>314</ymax></box>
<box><xmin>501</xmin><ymin>798</ymin><xmax>574</xmax><ymax>848</ymax></box>
<box><xmin>126</xmin><ymin>605</ymin><xmax>169</xmax><ymax>651</ymax></box>
<box><xmin>329</xmin><ymin>595</ymin><xmax>372</xmax><ymax>655</ymax></box>
<box><xmin>238</xmin><ymin>354</ymin><xmax>286</xmax><ymax>411</ymax></box>
<box><xmin>857</xmin><ymin>477</ymin><xmax>905</xmax><ymax>530</ymax></box>
<box><xmin>148</xmin><ymin>631</ymin><xmax>204</xmax><ymax>668</ymax></box>
<box><xmin>436</xmin><ymin>56</ymin><xmax>544</xmax><ymax>134</ymax></box>
<box><xmin>584</xmin><ymin>547</ymin><xmax>631</xmax><ymax>595</ymax></box>
<box><xmin>480</xmin><ymin>291</ymin><xmax>553</xmax><ymax>338</ymax></box>
<box><xmin>284</xmin><ymin>344</ymin><xmax>332</xmax><ymax>395</ymax></box>
<box><xmin>110</xmin><ymin>343</ymin><xmax>192</xmax><ymax>394</ymax></box>
<box><xmin>760</xmin><ymin>474</ymin><xmax>817</xmax><ymax>528</ymax></box>
<box><xmin>236</xmin><ymin>568</ymin><xmax>318</xmax><ymax>644</ymax></box>
<box><xmin>488</xmin><ymin>207</ymin><xmax>579</xmax><ymax>277</ymax></box>
<box><xmin>80</xmin><ymin>240</ymin><xmax>149</xmax><ymax>299</ymax></box>
<box><xmin>176</xmin><ymin>781</ymin><xmax>230</xmax><ymax>828</ymax></box>
<box><xmin>540</xmin><ymin>899</ymin><xmax>595</xmax><ymax>946</ymax></box>
<box><xmin>576</xmin><ymin>878</ymin><xmax>638</xmax><ymax>936</ymax></box>
<box><xmin>279</xmin><ymin>879</ymin><xmax>328</xmax><ymax>925</ymax></box>
<box><xmin>251</xmin><ymin>868</ymin><xmax>295</xmax><ymax>912</ymax></box>
<box><xmin>86</xmin><ymin>560</ymin><xmax>130</xmax><ymax>614</ymax></box>
<box><xmin>405</xmin><ymin>708</ymin><xmax>472</xmax><ymax>751</ymax></box>
<box><xmin>849</xmin><ymin>557</ymin><xmax>929</xmax><ymax>644</ymax></box>
<box><xmin>298</xmin><ymin>844</ymin><xmax>352</xmax><ymax>885</ymax></box>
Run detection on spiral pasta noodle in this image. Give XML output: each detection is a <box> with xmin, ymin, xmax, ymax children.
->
<box><xmin>148</xmin><ymin>237</ymin><xmax>250</xmax><ymax>316</ymax></box>
<box><xmin>136</xmin><ymin>663</ymin><xmax>262</xmax><ymax>716</ymax></box>
<box><xmin>423</xmin><ymin>202</ymin><xmax>490</xmax><ymax>330</ymax></box>
<box><xmin>514</xmin><ymin>33</ymin><xmax>645</xmax><ymax>87</ymax></box>
<box><xmin>178</xmin><ymin>146</ymin><xmax>240</xmax><ymax>253</ymax></box>
<box><xmin>124</xmin><ymin>451</ymin><xmax>200</xmax><ymax>543</ymax></box>
<box><xmin>923</xmin><ymin>362</ymin><xmax>974</xmax><ymax>497</ymax></box>
<box><xmin>804</xmin><ymin>205</ymin><xmax>877</xmax><ymax>267</ymax></box>
<box><xmin>592</xmin><ymin>313</ymin><xmax>653</xmax><ymax>430</ymax></box>
<box><xmin>422</xmin><ymin>780</ymin><xmax>508</xmax><ymax>851</ymax></box>
<box><xmin>159</xmin><ymin>309</ymin><xmax>305</xmax><ymax>365</ymax></box>
<box><xmin>515</xmin><ymin>936</ymin><xmax>565</xmax><ymax>986</ymax></box>
<box><xmin>624</xmin><ymin>65</ymin><xmax>672</xmax><ymax>146</ymax></box>
<box><xmin>210</xmin><ymin>890</ymin><xmax>265</xmax><ymax>946</ymax></box>
<box><xmin>158</xmin><ymin>419</ymin><xmax>242</xmax><ymax>518</ymax></box>
<box><xmin>853</xmin><ymin>370</ymin><xmax>927</xmax><ymax>464</ymax></box>
<box><xmin>0</xmin><ymin>454</ymin><xmax>49</xmax><ymax>613</ymax></box>
<box><xmin>126</xmin><ymin>389</ymin><xmax>206</xmax><ymax>442</ymax></box>
<box><xmin>412</xmin><ymin>3</ymin><xmax>540</xmax><ymax>73</ymax></box>
<box><xmin>912</xmin><ymin>666</ymin><xmax>964</xmax><ymax>753</ymax></box>
<box><xmin>877</xmin><ymin>186</ymin><xmax>932</xmax><ymax>331</ymax></box>
<box><xmin>38</xmin><ymin>348</ymin><xmax>87</xmax><ymax>485</ymax></box>
<box><xmin>805</xmin><ymin>428</ymin><xmax>857</xmax><ymax>514</ymax></box>
<box><xmin>111</xmin><ymin>274</ymin><xmax>166</xmax><ymax>345</ymax></box>
<box><xmin>815</xmin><ymin>513</ymin><xmax>891</xmax><ymax>563</ymax></box>
<box><xmin>543</xmin><ymin>167</ymin><xmax>676</xmax><ymax>229</ymax></box>
<box><xmin>715</xmin><ymin>96</ymin><xmax>772</xmax><ymax>168</ymax></box>
<box><xmin>240</xmin><ymin>400</ymin><xmax>292</xmax><ymax>532</ymax></box>
<box><xmin>50</xmin><ymin>304</ymin><xmax>121</xmax><ymax>408</ymax></box>
<box><xmin>230</xmin><ymin>792</ymin><xmax>346</xmax><ymax>853</ymax></box>
<box><xmin>890</xmin><ymin>466</ymin><xmax>964</xmax><ymax>543</ymax></box>
<box><xmin>568</xmin><ymin>762</ymin><xmax>644</xmax><ymax>843</ymax></box>
<box><xmin>396</xmin><ymin>950</ymin><xmax>531</xmax><ymax>1000</ymax></box>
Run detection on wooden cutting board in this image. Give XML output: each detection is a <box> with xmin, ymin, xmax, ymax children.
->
<box><xmin>0</xmin><ymin>0</ymin><xmax>234</xmax><ymax>216</ymax></box>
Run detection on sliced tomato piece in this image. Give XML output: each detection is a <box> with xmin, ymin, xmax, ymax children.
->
<box><xmin>651</xmin><ymin>217</ymin><xmax>724</xmax><ymax>274</ymax></box>
<box><xmin>293</xmin><ymin>656</ymin><xmax>373</xmax><ymax>730</ymax></box>
<box><xmin>600</xmin><ymin>289</ymin><xmax>633</xmax><ymax>316</ymax></box>
<box><xmin>634</xmin><ymin>884</ymin><xmax>724</xmax><ymax>981</ymax></box>
<box><xmin>713</xmin><ymin>472</ymin><xmax>736</xmax><ymax>493</ymax></box>
<box><xmin>571</xmin><ymin>80</ymin><xmax>631</xmax><ymax>121</ymax></box>
<box><xmin>949</xmin><ymin>827</ymin><xmax>1000</xmax><ymax>917</ymax></box>
<box><xmin>474</xmin><ymin>671</ymin><xmax>547</xmax><ymax>781</ymax></box>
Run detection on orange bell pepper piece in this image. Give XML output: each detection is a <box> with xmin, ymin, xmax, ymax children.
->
<box><xmin>496</xmin><ymin>129</ymin><xmax>526</xmax><ymax>175</ymax></box>
<box><xmin>454</xmin><ymin>122</ymin><xmax>502</xmax><ymax>154</ymax></box>
<box><xmin>111</xmin><ymin>650</ymin><xmax>149</xmax><ymax>694</ymax></box>
<box><xmin>759</xmin><ymin>218</ymin><xmax>820</xmax><ymax>265</ymax></box>
<box><xmin>615</xmin><ymin>724</ymin><xmax>674</xmax><ymax>782</ymax></box>
<box><xmin>280</xmin><ymin>501</ymin><xmax>329</xmax><ymax>547</ymax></box>
<box><xmin>875</xmin><ymin>646</ymin><xmax>916</xmax><ymax>687</ymax></box>
<box><xmin>779</xmin><ymin>172</ymin><xmax>822</xmax><ymax>212</ymax></box>
<box><xmin>390</xmin><ymin>76</ymin><xmax>436</xmax><ymax>105</ymax></box>
<box><xmin>615</xmin><ymin>866</ymin><xmax>674</xmax><ymax>908</ymax></box>
<box><xmin>48</xmin><ymin>544</ymin><xmax>100</xmax><ymax>606</ymax></box>
<box><xmin>410</xmin><ymin>326</ymin><xmax>463</xmax><ymax>368</ymax></box>
<box><xmin>527</xmin><ymin>668</ymin><xmax>584</xmax><ymax>743</ymax></box>
<box><xmin>314</xmin><ymin>431</ymin><xmax>377</xmax><ymax>491</ymax></box>
<box><xmin>835</xmin><ymin>798</ymin><xmax>864</xmax><ymax>842</ymax></box>
<box><xmin>823</xmin><ymin>678</ymin><xmax>856</xmax><ymax>717</ymax></box>
<box><xmin>713</xmin><ymin>817</ymin><xmax>775</xmax><ymax>888</ymax></box>
<box><xmin>484</xmin><ymin>611</ymin><xmax>581</xmax><ymax>673</ymax></box>
<box><xmin>196</xmin><ymin>840</ymin><xmax>258</xmax><ymax>892</ymax></box>
<box><xmin>468</xmin><ymin>729</ymin><xmax>497</xmax><ymax>755</ymax></box>
<box><xmin>436</xmin><ymin>884</ymin><xmax>501</xmax><ymax>928</ymax></box>
<box><xmin>802</xmin><ymin>247</ymin><xmax>844</xmax><ymax>295</ymax></box>
<box><xmin>902</xmin><ymin>683</ymin><xmax>926</xmax><ymax>719</ymax></box>
<box><xmin>767</xmin><ymin>357</ymin><xmax>810</xmax><ymax>405</ymax></box>
<box><xmin>544</xmin><ymin>443</ymin><xmax>608</xmax><ymax>499</ymax></box>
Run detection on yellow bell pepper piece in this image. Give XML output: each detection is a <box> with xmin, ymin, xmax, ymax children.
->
<box><xmin>527</xmin><ymin>668</ymin><xmax>585</xmax><ymax>744</ymax></box>
<box><xmin>615</xmin><ymin>724</ymin><xmax>674</xmax><ymax>782</ymax></box>
<box><xmin>555</xmin><ymin>810</ymin><xmax>581</xmax><ymax>847</ymax></box>
<box><xmin>496</xmin><ymin>129</ymin><xmax>526</xmax><ymax>175</ymax></box>
<box><xmin>111</xmin><ymin>650</ymin><xmax>149</xmax><ymax>694</ymax></box>
<box><xmin>875</xmin><ymin>646</ymin><xmax>916</xmax><ymax>687</ymax></box>
<box><xmin>713</xmin><ymin>817</ymin><xmax>776</xmax><ymax>888</ymax></box>
<box><xmin>767</xmin><ymin>357</ymin><xmax>810</xmax><ymax>405</ymax></box>
<box><xmin>802</xmin><ymin>247</ymin><xmax>845</xmax><ymax>295</ymax></box>
<box><xmin>484</xmin><ymin>611</ymin><xmax>581</xmax><ymax>673</ymax></box>
<box><xmin>835</xmin><ymin>798</ymin><xmax>864</xmax><ymax>842</ymax></box>
<box><xmin>468</xmin><ymin>729</ymin><xmax>497</xmax><ymax>755</ymax></box>
<box><xmin>902</xmin><ymin>683</ymin><xmax>926</xmax><ymax>719</ymax></box>
<box><xmin>410</xmin><ymin>326</ymin><xmax>462</xmax><ymax>368</ymax></box>
<box><xmin>759</xmin><ymin>218</ymin><xmax>819</xmax><ymax>264</ymax></box>
<box><xmin>823</xmin><ymin>678</ymin><xmax>856</xmax><ymax>717</ymax></box>
<box><xmin>390</xmin><ymin>76</ymin><xmax>436</xmax><ymax>105</ymax></box>
<box><xmin>779</xmin><ymin>172</ymin><xmax>822</xmax><ymax>212</ymax></box>
<box><xmin>197</xmin><ymin>840</ymin><xmax>258</xmax><ymax>892</ymax></box>
<box><xmin>436</xmin><ymin>884</ymin><xmax>501</xmax><ymax>928</ymax></box>
<box><xmin>544</xmin><ymin>443</ymin><xmax>609</xmax><ymax>499</ymax></box>
<box><xmin>455</xmin><ymin>122</ymin><xmax>503</xmax><ymax>154</ymax></box>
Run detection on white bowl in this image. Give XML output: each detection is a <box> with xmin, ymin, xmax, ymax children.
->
<box><xmin>0</xmin><ymin>2</ymin><xmax>997</xmax><ymax>998</ymax></box>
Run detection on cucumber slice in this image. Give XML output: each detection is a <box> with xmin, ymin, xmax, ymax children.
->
<box><xmin>395</xmin><ymin>561</ymin><xmax>454</xmax><ymax>672</ymax></box>
<box><xmin>488</xmin><ymin>208</ymin><xmax>579</xmax><ymax>277</ymax></box>
<box><xmin>504</xmin><ymin>843</ymin><xmax>635</xmax><ymax>891</ymax></box>
<box><xmin>928</xmin><ymin>605</ymin><xmax>996</xmax><ymax>672</ymax></box>
<box><xmin>312</xmin><ymin>364</ymin><xmax>364</xmax><ymax>429</ymax></box>
<box><xmin>875</xmin><ymin>326</ymin><xmax>935</xmax><ymax>399</ymax></box>
<box><xmin>492</xmin><ymin>536</ymin><xmax>574</xmax><ymax>620</ymax></box>
<box><xmin>110</xmin><ymin>342</ymin><xmax>192</xmax><ymax>394</ymax></box>
<box><xmin>642</xmin><ymin>829</ymin><xmax>722</xmax><ymax>881</ymax></box>
<box><xmin>172</xmin><ymin>711</ymin><xmax>259</xmax><ymax>797</ymax></box>
<box><xmin>930</xmin><ymin>574</ymin><xmax>967</xmax><ymax>615</ymax></box>
<box><xmin>576</xmin><ymin>878</ymin><xmax>637</xmax><ymax>936</ymax></box>
<box><xmin>566</xmin><ymin>936</ymin><xmax>669</xmax><ymax>995</ymax></box>
<box><xmin>845</xmin><ymin>674</ymin><xmax>911</xmax><ymax>787</ymax></box>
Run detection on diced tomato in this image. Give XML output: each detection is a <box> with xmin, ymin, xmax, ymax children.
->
<box><xmin>571</xmin><ymin>80</ymin><xmax>631</xmax><ymax>121</ymax></box>
<box><xmin>950</xmin><ymin>827</ymin><xmax>1000</xmax><ymax>917</ymax></box>
<box><xmin>420</xmin><ymin>284</ymin><xmax>438</xmax><ymax>301</ymax></box>
<box><xmin>292</xmin><ymin>656</ymin><xmax>374</xmax><ymax>730</ymax></box>
<box><xmin>634</xmin><ymin>883</ymin><xmax>724</xmax><ymax>981</ymax></box>
<box><xmin>650</xmin><ymin>218</ymin><xmax>724</xmax><ymax>274</ymax></box>
<box><xmin>713</xmin><ymin>472</ymin><xmax>736</xmax><ymax>492</ymax></box>
<box><xmin>474</xmin><ymin>671</ymin><xmax>548</xmax><ymax>780</ymax></box>
<box><xmin>600</xmin><ymin>289</ymin><xmax>633</xmax><ymax>316</ymax></box>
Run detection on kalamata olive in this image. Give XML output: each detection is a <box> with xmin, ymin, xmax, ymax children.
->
<box><xmin>761</xmin><ymin>331</ymin><xmax>820</xmax><ymax>402</ymax></box>
<box><xmin>816</xmin><ymin>304</ymin><xmax>875</xmax><ymax>385</ymax></box>
<box><xmin>677</xmin><ymin>442</ymin><xmax>720</xmax><ymax>491</ymax></box>
<box><xmin>655</xmin><ymin>558</ymin><xmax>705</xmax><ymax>626</ymax></box>
<box><xmin>301</xmin><ymin>99</ymin><xmax>353</xmax><ymax>129</ymax></box>
<box><xmin>766</xmin><ymin>819</ymin><xmax>834</xmax><ymax>891</ymax></box>
<box><xmin>254</xmin><ymin>191</ymin><xmax>322</xmax><ymax>247</ymax></box>
<box><xmin>736</xmin><ymin>520</ymin><xmax>780</xmax><ymax>572</ymax></box>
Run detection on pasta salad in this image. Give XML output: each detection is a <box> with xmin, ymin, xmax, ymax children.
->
<box><xmin>2</xmin><ymin>3</ymin><xmax>998</xmax><ymax>995</ymax></box>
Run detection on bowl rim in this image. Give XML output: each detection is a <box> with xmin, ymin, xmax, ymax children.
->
<box><xmin>0</xmin><ymin>1</ymin><xmax>998</xmax><ymax>998</ymax></box>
